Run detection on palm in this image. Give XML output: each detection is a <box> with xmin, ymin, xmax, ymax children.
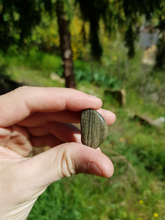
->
<box><xmin>3</xmin><ymin>113</ymin><xmax>81</xmax><ymax>157</ymax></box>
<box><xmin>0</xmin><ymin>87</ymin><xmax>115</xmax><ymax>158</ymax></box>
<box><xmin>2</xmin><ymin>125</ymin><xmax>32</xmax><ymax>157</ymax></box>
<box><xmin>0</xmin><ymin>87</ymin><xmax>116</xmax><ymax>219</ymax></box>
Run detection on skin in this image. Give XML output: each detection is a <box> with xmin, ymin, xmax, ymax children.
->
<box><xmin>0</xmin><ymin>86</ymin><xmax>116</xmax><ymax>219</ymax></box>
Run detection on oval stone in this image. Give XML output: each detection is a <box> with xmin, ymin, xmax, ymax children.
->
<box><xmin>80</xmin><ymin>109</ymin><xmax>108</xmax><ymax>148</ymax></box>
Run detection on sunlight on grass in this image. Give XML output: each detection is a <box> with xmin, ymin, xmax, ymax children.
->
<box><xmin>0</xmin><ymin>51</ymin><xmax>165</xmax><ymax>220</ymax></box>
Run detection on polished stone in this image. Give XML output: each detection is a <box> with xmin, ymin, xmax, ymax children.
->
<box><xmin>81</xmin><ymin>109</ymin><xmax>108</xmax><ymax>148</ymax></box>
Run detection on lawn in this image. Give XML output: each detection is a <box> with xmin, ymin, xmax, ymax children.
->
<box><xmin>0</xmin><ymin>51</ymin><xmax>165</xmax><ymax>220</ymax></box>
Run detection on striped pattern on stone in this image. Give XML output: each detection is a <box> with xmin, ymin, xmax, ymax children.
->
<box><xmin>81</xmin><ymin>109</ymin><xmax>108</xmax><ymax>148</ymax></box>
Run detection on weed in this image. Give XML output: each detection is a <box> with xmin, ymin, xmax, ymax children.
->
<box><xmin>0</xmin><ymin>51</ymin><xmax>165</xmax><ymax>220</ymax></box>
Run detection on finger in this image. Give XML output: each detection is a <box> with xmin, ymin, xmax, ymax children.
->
<box><xmin>97</xmin><ymin>109</ymin><xmax>116</xmax><ymax>125</ymax></box>
<box><xmin>0</xmin><ymin>127</ymin><xmax>11</xmax><ymax>147</ymax></box>
<box><xmin>0</xmin><ymin>87</ymin><xmax>102</xmax><ymax>127</ymax></box>
<box><xmin>96</xmin><ymin>147</ymin><xmax>102</xmax><ymax>152</ymax></box>
<box><xmin>21</xmin><ymin>143</ymin><xmax>114</xmax><ymax>188</ymax></box>
<box><xmin>28</xmin><ymin>122</ymin><xmax>81</xmax><ymax>143</ymax></box>
<box><xmin>0</xmin><ymin>145</ymin><xmax>23</xmax><ymax>159</ymax></box>
<box><xmin>18</xmin><ymin>110</ymin><xmax>81</xmax><ymax>127</ymax></box>
<box><xmin>30</xmin><ymin>134</ymin><xmax>64</xmax><ymax>148</ymax></box>
<box><xmin>6</xmin><ymin>125</ymin><xmax>32</xmax><ymax>157</ymax></box>
<box><xmin>18</xmin><ymin>108</ymin><xmax>116</xmax><ymax>127</ymax></box>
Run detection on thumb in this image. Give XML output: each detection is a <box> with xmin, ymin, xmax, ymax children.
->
<box><xmin>2</xmin><ymin>143</ymin><xmax>113</xmax><ymax>219</ymax></box>
<box><xmin>22</xmin><ymin>143</ymin><xmax>114</xmax><ymax>189</ymax></box>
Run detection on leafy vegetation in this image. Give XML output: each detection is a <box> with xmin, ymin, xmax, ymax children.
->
<box><xmin>2</xmin><ymin>0</ymin><xmax>165</xmax><ymax>68</ymax></box>
<box><xmin>1</xmin><ymin>1</ymin><xmax>165</xmax><ymax>218</ymax></box>
<box><xmin>0</xmin><ymin>47</ymin><xmax>165</xmax><ymax>219</ymax></box>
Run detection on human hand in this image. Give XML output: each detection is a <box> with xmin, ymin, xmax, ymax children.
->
<box><xmin>0</xmin><ymin>86</ymin><xmax>116</xmax><ymax>219</ymax></box>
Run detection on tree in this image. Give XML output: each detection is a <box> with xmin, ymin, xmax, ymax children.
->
<box><xmin>153</xmin><ymin>1</ymin><xmax>165</xmax><ymax>70</ymax></box>
<box><xmin>0</xmin><ymin>0</ymin><xmax>165</xmax><ymax>89</ymax></box>
<box><xmin>0</xmin><ymin>0</ymin><xmax>77</xmax><ymax>88</ymax></box>
<box><xmin>0</xmin><ymin>0</ymin><xmax>52</xmax><ymax>52</ymax></box>
<box><xmin>56</xmin><ymin>0</ymin><xmax>76</xmax><ymax>88</ymax></box>
<box><xmin>76</xmin><ymin>0</ymin><xmax>164</xmax><ymax>58</ymax></box>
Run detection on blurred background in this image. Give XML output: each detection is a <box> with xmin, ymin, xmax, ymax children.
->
<box><xmin>0</xmin><ymin>0</ymin><xmax>165</xmax><ymax>219</ymax></box>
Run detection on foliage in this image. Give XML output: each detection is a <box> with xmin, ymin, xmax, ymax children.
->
<box><xmin>151</xmin><ymin>0</ymin><xmax>165</xmax><ymax>70</ymax></box>
<box><xmin>0</xmin><ymin>51</ymin><xmax>124</xmax><ymax>90</ymax></box>
<box><xmin>0</xmin><ymin>52</ymin><xmax>64</xmax><ymax>87</ymax></box>
<box><xmin>0</xmin><ymin>0</ymin><xmax>53</xmax><ymax>52</ymax></box>
<box><xmin>1</xmin><ymin>40</ymin><xmax>165</xmax><ymax>220</ymax></box>
<box><xmin>27</xmin><ymin>101</ymin><xmax>165</xmax><ymax>219</ymax></box>
<box><xmin>1</xmin><ymin>0</ymin><xmax>165</xmax><ymax>63</ymax></box>
<box><xmin>154</xmin><ymin>38</ymin><xmax>165</xmax><ymax>70</ymax></box>
<box><xmin>75</xmin><ymin>0</ymin><xmax>165</xmax><ymax>60</ymax></box>
<box><xmin>0</xmin><ymin>1</ymin><xmax>165</xmax><ymax>218</ymax></box>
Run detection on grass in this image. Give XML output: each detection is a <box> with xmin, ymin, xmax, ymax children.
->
<box><xmin>0</xmin><ymin>51</ymin><xmax>165</xmax><ymax>220</ymax></box>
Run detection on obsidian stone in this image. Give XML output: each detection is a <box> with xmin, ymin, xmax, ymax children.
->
<box><xmin>80</xmin><ymin>109</ymin><xmax>108</xmax><ymax>148</ymax></box>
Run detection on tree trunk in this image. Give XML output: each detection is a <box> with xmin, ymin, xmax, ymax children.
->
<box><xmin>56</xmin><ymin>1</ymin><xmax>76</xmax><ymax>89</ymax></box>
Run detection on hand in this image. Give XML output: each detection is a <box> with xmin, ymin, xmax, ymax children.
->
<box><xmin>0</xmin><ymin>86</ymin><xmax>116</xmax><ymax>219</ymax></box>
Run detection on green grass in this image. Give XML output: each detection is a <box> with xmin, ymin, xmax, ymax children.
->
<box><xmin>0</xmin><ymin>51</ymin><xmax>165</xmax><ymax>220</ymax></box>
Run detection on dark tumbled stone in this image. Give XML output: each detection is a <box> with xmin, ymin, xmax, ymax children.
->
<box><xmin>80</xmin><ymin>109</ymin><xmax>108</xmax><ymax>148</ymax></box>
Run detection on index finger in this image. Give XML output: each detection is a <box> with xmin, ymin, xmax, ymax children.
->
<box><xmin>0</xmin><ymin>86</ymin><xmax>102</xmax><ymax>127</ymax></box>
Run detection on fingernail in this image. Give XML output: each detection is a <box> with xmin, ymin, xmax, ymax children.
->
<box><xmin>88</xmin><ymin>162</ymin><xmax>104</xmax><ymax>177</ymax></box>
<box><xmin>96</xmin><ymin>147</ymin><xmax>102</xmax><ymax>152</ymax></box>
<box><xmin>102</xmin><ymin>109</ymin><xmax>114</xmax><ymax>115</ymax></box>
<box><xmin>89</xmin><ymin>95</ymin><xmax>100</xmax><ymax>100</ymax></box>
